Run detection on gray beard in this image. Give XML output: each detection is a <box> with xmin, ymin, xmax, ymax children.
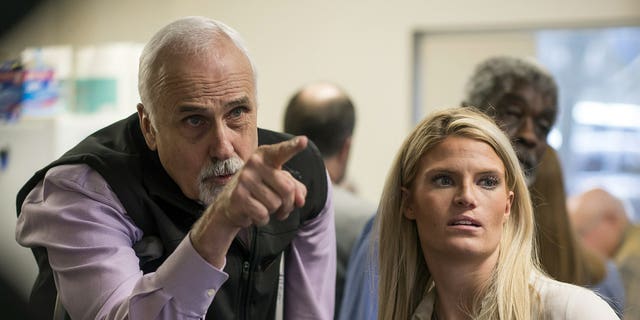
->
<box><xmin>198</xmin><ymin>157</ymin><xmax>244</xmax><ymax>206</ymax></box>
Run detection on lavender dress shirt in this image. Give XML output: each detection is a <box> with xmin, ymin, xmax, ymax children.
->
<box><xmin>16</xmin><ymin>163</ymin><xmax>336</xmax><ymax>320</ymax></box>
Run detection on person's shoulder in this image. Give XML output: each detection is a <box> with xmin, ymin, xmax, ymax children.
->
<box><xmin>46</xmin><ymin>162</ymin><xmax>98</xmax><ymax>178</ymax></box>
<box><xmin>533</xmin><ymin>273</ymin><xmax>598</xmax><ymax>301</ymax></box>
<box><xmin>333</xmin><ymin>185</ymin><xmax>377</xmax><ymax>216</ymax></box>
<box><xmin>624</xmin><ymin>224</ymin><xmax>640</xmax><ymax>245</ymax></box>
<box><xmin>44</xmin><ymin>163</ymin><xmax>111</xmax><ymax>191</ymax></box>
<box><xmin>258</xmin><ymin>127</ymin><xmax>292</xmax><ymax>144</ymax></box>
<box><xmin>616</xmin><ymin>225</ymin><xmax>640</xmax><ymax>264</ymax></box>
<box><xmin>30</xmin><ymin>164</ymin><xmax>123</xmax><ymax>213</ymax></box>
<box><xmin>533</xmin><ymin>273</ymin><xmax>619</xmax><ymax>319</ymax></box>
<box><xmin>333</xmin><ymin>185</ymin><xmax>374</xmax><ymax>205</ymax></box>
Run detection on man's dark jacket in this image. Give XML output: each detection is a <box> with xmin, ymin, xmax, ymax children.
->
<box><xmin>16</xmin><ymin>113</ymin><xmax>328</xmax><ymax>319</ymax></box>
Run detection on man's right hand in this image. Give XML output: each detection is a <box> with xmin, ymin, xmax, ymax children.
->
<box><xmin>190</xmin><ymin>136</ymin><xmax>308</xmax><ymax>267</ymax></box>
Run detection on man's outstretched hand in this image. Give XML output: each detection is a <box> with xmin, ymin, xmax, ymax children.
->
<box><xmin>191</xmin><ymin>136</ymin><xmax>308</xmax><ymax>267</ymax></box>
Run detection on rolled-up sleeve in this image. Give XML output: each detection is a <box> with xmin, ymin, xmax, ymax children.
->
<box><xmin>284</xmin><ymin>172</ymin><xmax>336</xmax><ymax>319</ymax></box>
<box><xmin>16</xmin><ymin>164</ymin><xmax>228</xmax><ymax>320</ymax></box>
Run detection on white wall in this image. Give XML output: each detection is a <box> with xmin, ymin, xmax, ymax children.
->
<box><xmin>3</xmin><ymin>0</ymin><xmax>639</xmax><ymax>204</ymax></box>
<box><xmin>1</xmin><ymin>0</ymin><xmax>639</xmax><ymax>295</ymax></box>
<box><xmin>421</xmin><ymin>31</ymin><xmax>536</xmax><ymax>115</ymax></box>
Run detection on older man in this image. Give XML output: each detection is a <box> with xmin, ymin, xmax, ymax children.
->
<box><xmin>462</xmin><ymin>56</ymin><xmax>558</xmax><ymax>186</ymax></box>
<box><xmin>16</xmin><ymin>16</ymin><xmax>335</xmax><ymax>320</ymax></box>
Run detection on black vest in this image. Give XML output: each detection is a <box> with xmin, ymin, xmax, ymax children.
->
<box><xmin>16</xmin><ymin>113</ymin><xmax>328</xmax><ymax>320</ymax></box>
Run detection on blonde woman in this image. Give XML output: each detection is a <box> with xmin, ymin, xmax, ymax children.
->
<box><xmin>376</xmin><ymin>107</ymin><xmax>617</xmax><ymax>319</ymax></box>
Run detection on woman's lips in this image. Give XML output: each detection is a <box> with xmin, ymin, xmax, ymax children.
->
<box><xmin>447</xmin><ymin>216</ymin><xmax>482</xmax><ymax>227</ymax></box>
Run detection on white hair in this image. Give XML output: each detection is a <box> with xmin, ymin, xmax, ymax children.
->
<box><xmin>138</xmin><ymin>16</ymin><xmax>257</xmax><ymax>118</ymax></box>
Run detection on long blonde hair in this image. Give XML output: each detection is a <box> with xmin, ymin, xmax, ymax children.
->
<box><xmin>377</xmin><ymin>107</ymin><xmax>540</xmax><ymax>319</ymax></box>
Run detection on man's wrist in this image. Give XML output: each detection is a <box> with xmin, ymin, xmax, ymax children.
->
<box><xmin>190</xmin><ymin>208</ymin><xmax>241</xmax><ymax>268</ymax></box>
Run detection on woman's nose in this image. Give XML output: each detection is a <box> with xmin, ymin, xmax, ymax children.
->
<box><xmin>454</xmin><ymin>184</ymin><xmax>477</xmax><ymax>209</ymax></box>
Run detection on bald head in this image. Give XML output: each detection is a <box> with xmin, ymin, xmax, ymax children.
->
<box><xmin>284</xmin><ymin>82</ymin><xmax>355</xmax><ymax>158</ymax></box>
<box><xmin>283</xmin><ymin>82</ymin><xmax>356</xmax><ymax>184</ymax></box>
<box><xmin>297</xmin><ymin>82</ymin><xmax>345</xmax><ymax>104</ymax></box>
<box><xmin>568</xmin><ymin>188</ymin><xmax>629</xmax><ymax>258</ymax></box>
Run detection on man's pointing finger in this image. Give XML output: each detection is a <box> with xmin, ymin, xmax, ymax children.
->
<box><xmin>262</xmin><ymin>136</ymin><xmax>308</xmax><ymax>168</ymax></box>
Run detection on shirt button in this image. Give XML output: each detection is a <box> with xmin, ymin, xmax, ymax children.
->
<box><xmin>207</xmin><ymin>289</ymin><xmax>216</xmax><ymax>297</ymax></box>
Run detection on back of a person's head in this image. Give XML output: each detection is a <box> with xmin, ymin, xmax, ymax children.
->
<box><xmin>568</xmin><ymin>187</ymin><xmax>630</xmax><ymax>260</ymax></box>
<box><xmin>569</xmin><ymin>188</ymin><xmax>629</xmax><ymax>229</ymax></box>
<box><xmin>283</xmin><ymin>82</ymin><xmax>355</xmax><ymax>158</ymax></box>
<box><xmin>463</xmin><ymin>55</ymin><xmax>558</xmax><ymax>114</ymax></box>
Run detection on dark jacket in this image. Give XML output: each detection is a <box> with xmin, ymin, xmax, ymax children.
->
<box><xmin>16</xmin><ymin>113</ymin><xmax>328</xmax><ymax>319</ymax></box>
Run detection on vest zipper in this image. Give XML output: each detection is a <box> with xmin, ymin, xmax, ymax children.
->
<box><xmin>241</xmin><ymin>261</ymin><xmax>250</xmax><ymax>280</ymax></box>
<box><xmin>239</xmin><ymin>226</ymin><xmax>258</xmax><ymax>319</ymax></box>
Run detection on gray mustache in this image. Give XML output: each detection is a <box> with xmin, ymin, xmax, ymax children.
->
<box><xmin>199</xmin><ymin>157</ymin><xmax>244</xmax><ymax>180</ymax></box>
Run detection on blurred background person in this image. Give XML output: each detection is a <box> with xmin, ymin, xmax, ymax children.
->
<box><xmin>283</xmin><ymin>81</ymin><xmax>376</xmax><ymax>318</ymax></box>
<box><xmin>569</xmin><ymin>187</ymin><xmax>640</xmax><ymax>319</ymax></box>
<box><xmin>377</xmin><ymin>107</ymin><xmax>618</xmax><ymax>319</ymax></box>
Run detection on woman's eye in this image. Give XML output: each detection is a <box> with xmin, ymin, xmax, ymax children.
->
<box><xmin>479</xmin><ymin>176</ymin><xmax>500</xmax><ymax>189</ymax></box>
<box><xmin>432</xmin><ymin>175</ymin><xmax>454</xmax><ymax>187</ymax></box>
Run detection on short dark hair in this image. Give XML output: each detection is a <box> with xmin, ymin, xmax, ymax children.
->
<box><xmin>284</xmin><ymin>85</ymin><xmax>355</xmax><ymax>157</ymax></box>
<box><xmin>463</xmin><ymin>56</ymin><xmax>558</xmax><ymax>114</ymax></box>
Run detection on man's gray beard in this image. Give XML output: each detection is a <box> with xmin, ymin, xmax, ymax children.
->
<box><xmin>198</xmin><ymin>157</ymin><xmax>244</xmax><ymax>206</ymax></box>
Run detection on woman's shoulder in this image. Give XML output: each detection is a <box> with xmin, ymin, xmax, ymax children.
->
<box><xmin>532</xmin><ymin>273</ymin><xmax>619</xmax><ymax>319</ymax></box>
<box><xmin>410</xmin><ymin>288</ymin><xmax>435</xmax><ymax>320</ymax></box>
